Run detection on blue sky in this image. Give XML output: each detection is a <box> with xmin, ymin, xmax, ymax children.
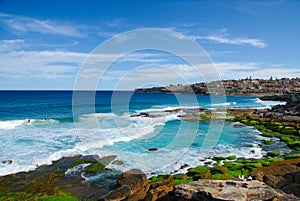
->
<box><xmin>0</xmin><ymin>0</ymin><xmax>299</xmax><ymax>90</ymax></box>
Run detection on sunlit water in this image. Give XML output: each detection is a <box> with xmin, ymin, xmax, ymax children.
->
<box><xmin>0</xmin><ymin>91</ymin><xmax>288</xmax><ymax>175</ymax></box>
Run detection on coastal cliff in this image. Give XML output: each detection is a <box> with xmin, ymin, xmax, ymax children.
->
<box><xmin>135</xmin><ymin>77</ymin><xmax>300</xmax><ymax>96</ymax></box>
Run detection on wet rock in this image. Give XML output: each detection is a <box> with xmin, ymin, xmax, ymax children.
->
<box><xmin>1</xmin><ymin>160</ymin><xmax>12</xmax><ymax>164</ymax></box>
<box><xmin>112</xmin><ymin>160</ymin><xmax>124</xmax><ymax>165</ymax></box>
<box><xmin>180</xmin><ymin>164</ymin><xmax>189</xmax><ymax>169</ymax></box>
<box><xmin>148</xmin><ymin>148</ymin><xmax>158</xmax><ymax>152</ymax></box>
<box><xmin>260</xmin><ymin>93</ymin><xmax>300</xmax><ymax>116</ymax></box>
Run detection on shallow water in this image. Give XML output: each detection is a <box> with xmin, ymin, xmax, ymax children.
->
<box><xmin>0</xmin><ymin>91</ymin><xmax>288</xmax><ymax>175</ymax></box>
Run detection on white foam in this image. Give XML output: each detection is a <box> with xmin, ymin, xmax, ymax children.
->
<box><xmin>211</xmin><ymin>102</ymin><xmax>232</xmax><ymax>106</ymax></box>
<box><xmin>0</xmin><ymin>120</ymin><xmax>25</xmax><ymax>130</ymax></box>
<box><xmin>65</xmin><ymin>163</ymin><xmax>91</xmax><ymax>177</ymax></box>
<box><xmin>0</xmin><ymin>119</ymin><xmax>60</xmax><ymax>130</ymax></box>
<box><xmin>75</xmin><ymin>111</ymin><xmax>179</xmax><ymax>149</ymax></box>
<box><xmin>254</xmin><ymin>98</ymin><xmax>286</xmax><ymax>108</ymax></box>
<box><xmin>105</xmin><ymin>142</ymin><xmax>265</xmax><ymax>176</ymax></box>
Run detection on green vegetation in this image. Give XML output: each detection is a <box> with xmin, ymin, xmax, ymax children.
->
<box><xmin>187</xmin><ymin>166</ymin><xmax>210</xmax><ymax>175</ymax></box>
<box><xmin>184</xmin><ymin>154</ymin><xmax>300</xmax><ymax>181</ymax></box>
<box><xmin>267</xmin><ymin>157</ymin><xmax>284</xmax><ymax>162</ymax></box>
<box><xmin>211</xmin><ymin>166</ymin><xmax>227</xmax><ymax>174</ymax></box>
<box><xmin>284</xmin><ymin>153</ymin><xmax>300</xmax><ymax>160</ymax></box>
<box><xmin>172</xmin><ymin>177</ymin><xmax>193</xmax><ymax>185</ymax></box>
<box><xmin>257</xmin><ymin>159</ymin><xmax>270</xmax><ymax>166</ymax></box>
<box><xmin>0</xmin><ymin>193</ymin><xmax>77</xmax><ymax>201</ymax></box>
<box><xmin>85</xmin><ymin>162</ymin><xmax>105</xmax><ymax>174</ymax></box>
<box><xmin>235</xmin><ymin>116</ymin><xmax>300</xmax><ymax>151</ymax></box>
<box><xmin>212</xmin><ymin>156</ymin><xmax>227</xmax><ymax>161</ymax></box>
<box><xmin>38</xmin><ymin>194</ymin><xmax>77</xmax><ymax>201</ymax></box>
<box><xmin>148</xmin><ymin>175</ymin><xmax>166</xmax><ymax>183</ymax></box>
<box><xmin>226</xmin><ymin>155</ymin><xmax>236</xmax><ymax>160</ymax></box>
<box><xmin>263</xmin><ymin>140</ymin><xmax>274</xmax><ymax>145</ymax></box>
<box><xmin>267</xmin><ymin>150</ymin><xmax>280</xmax><ymax>157</ymax></box>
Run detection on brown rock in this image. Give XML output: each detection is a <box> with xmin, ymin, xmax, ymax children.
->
<box><xmin>99</xmin><ymin>185</ymin><xmax>131</xmax><ymax>201</ymax></box>
<box><xmin>178</xmin><ymin>174</ymin><xmax>188</xmax><ymax>180</ymax></box>
<box><xmin>117</xmin><ymin>169</ymin><xmax>149</xmax><ymax>196</ymax></box>
<box><xmin>263</xmin><ymin>174</ymin><xmax>283</xmax><ymax>188</ymax></box>
<box><xmin>250</xmin><ymin>170</ymin><xmax>265</xmax><ymax>181</ymax></box>
<box><xmin>193</xmin><ymin>171</ymin><xmax>213</xmax><ymax>180</ymax></box>
<box><xmin>173</xmin><ymin>180</ymin><xmax>299</xmax><ymax>201</ymax></box>
<box><xmin>126</xmin><ymin>184</ymin><xmax>150</xmax><ymax>201</ymax></box>
<box><xmin>145</xmin><ymin>185</ymin><xmax>174</xmax><ymax>201</ymax></box>
<box><xmin>248</xmin><ymin>159</ymin><xmax>300</xmax><ymax>198</ymax></box>
<box><xmin>150</xmin><ymin>174</ymin><xmax>173</xmax><ymax>189</ymax></box>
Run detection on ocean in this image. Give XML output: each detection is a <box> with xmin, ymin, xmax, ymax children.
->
<box><xmin>0</xmin><ymin>91</ymin><xmax>289</xmax><ymax>176</ymax></box>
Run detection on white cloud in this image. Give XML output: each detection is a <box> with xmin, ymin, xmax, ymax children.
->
<box><xmin>256</xmin><ymin>0</ymin><xmax>286</xmax><ymax>7</ymax></box>
<box><xmin>106</xmin><ymin>62</ymin><xmax>300</xmax><ymax>89</ymax></box>
<box><xmin>0</xmin><ymin>13</ymin><xmax>83</xmax><ymax>37</ymax></box>
<box><xmin>0</xmin><ymin>49</ymin><xmax>171</xmax><ymax>80</ymax></box>
<box><xmin>106</xmin><ymin>18</ymin><xmax>122</xmax><ymax>28</ymax></box>
<box><xmin>0</xmin><ymin>50</ymin><xmax>88</xmax><ymax>79</ymax></box>
<box><xmin>215</xmin><ymin>62</ymin><xmax>300</xmax><ymax>80</ymax></box>
<box><xmin>191</xmin><ymin>29</ymin><xmax>266</xmax><ymax>48</ymax></box>
<box><xmin>0</xmin><ymin>39</ymin><xmax>25</xmax><ymax>51</ymax></box>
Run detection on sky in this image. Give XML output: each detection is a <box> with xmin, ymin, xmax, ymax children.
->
<box><xmin>0</xmin><ymin>0</ymin><xmax>299</xmax><ymax>90</ymax></box>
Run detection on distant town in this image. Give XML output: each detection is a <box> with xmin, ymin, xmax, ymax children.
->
<box><xmin>136</xmin><ymin>77</ymin><xmax>300</xmax><ymax>96</ymax></box>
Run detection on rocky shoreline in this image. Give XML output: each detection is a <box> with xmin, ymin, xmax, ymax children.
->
<box><xmin>1</xmin><ymin>154</ymin><xmax>299</xmax><ymax>201</ymax></box>
<box><xmin>1</xmin><ymin>93</ymin><xmax>300</xmax><ymax>201</ymax></box>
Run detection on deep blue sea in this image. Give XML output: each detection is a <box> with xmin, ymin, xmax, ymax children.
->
<box><xmin>0</xmin><ymin>91</ymin><xmax>289</xmax><ymax>175</ymax></box>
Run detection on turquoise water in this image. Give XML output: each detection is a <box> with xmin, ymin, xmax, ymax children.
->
<box><xmin>0</xmin><ymin>91</ymin><xmax>288</xmax><ymax>175</ymax></box>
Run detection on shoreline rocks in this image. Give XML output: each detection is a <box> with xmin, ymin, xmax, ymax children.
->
<box><xmin>0</xmin><ymin>154</ymin><xmax>117</xmax><ymax>200</ymax></box>
<box><xmin>1</xmin><ymin>155</ymin><xmax>300</xmax><ymax>200</ymax></box>
<box><xmin>170</xmin><ymin>179</ymin><xmax>299</xmax><ymax>201</ymax></box>
<box><xmin>260</xmin><ymin>93</ymin><xmax>300</xmax><ymax>117</ymax></box>
<box><xmin>250</xmin><ymin>158</ymin><xmax>300</xmax><ymax>197</ymax></box>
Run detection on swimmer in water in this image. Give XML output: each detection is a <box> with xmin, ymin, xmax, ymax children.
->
<box><xmin>27</xmin><ymin>119</ymin><xmax>30</xmax><ymax>123</ymax></box>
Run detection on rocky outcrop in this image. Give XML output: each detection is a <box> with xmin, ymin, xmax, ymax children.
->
<box><xmin>99</xmin><ymin>166</ymin><xmax>300</xmax><ymax>201</ymax></box>
<box><xmin>250</xmin><ymin>158</ymin><xmax>300</xmax><ymax>197</ymax></box>
<box><xmin>100</xmin><ymin>170</ymin><xmax>175</xmax><ymax>201</ymax></box>
<box><xmin>260</xmin><ymin>93</ymin><xmax>300</xmax><ymax>116</ymax></box>
<box><xmin>0</xmin><ymin>155</ymin><xmax>117</xmax><ymax>200</ymax></box>
<box><xmin>2</xmin><ymin>159</ymin><xmax>300</xmax><ymax>201</ymax></box>
<box><xmin>171</xmin><ymin>180</ymin><xmax>299</xmax><ymax>201</ymax></box>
